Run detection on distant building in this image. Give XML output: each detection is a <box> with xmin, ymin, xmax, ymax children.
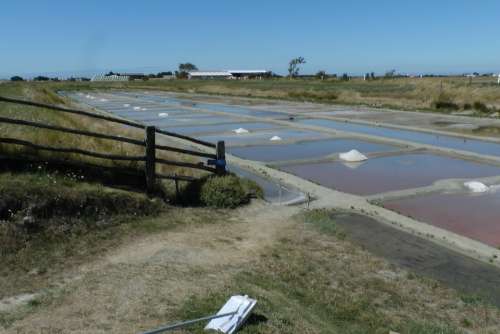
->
<box><xmin>91</xmin><ymin>74</ymin><xmax>129</xmax><ymax>82</ymax></box>
<box><xmin>187</xmin><ymin>70</ymin><xmax>270</xmax><ymax>80</ymax></box>
<box><xmin>187</xmin><ymin>71</ymin><xmax>233</xmax><ymax>79</ymax></box>
<box><xmin>91</xmin><ymin>73</ymin><xmax>146</xmax><ymax>82</ymax></box>
<box><xmin>227</xmin><ymin>70</ymin><xmax>270</xmax><ymax>79</ymax></box>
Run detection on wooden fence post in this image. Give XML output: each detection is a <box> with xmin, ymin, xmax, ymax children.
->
<box><xmin>216</xmin><ymin>141</ymin><xmax>226</xmax><ymax>175</ymax></box>
<box><xmin>145</xmin><ymin>126</ymin><xmax>156</xmax><ymax>193</ymax></box>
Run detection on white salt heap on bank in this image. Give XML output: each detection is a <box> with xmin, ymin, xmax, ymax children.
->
<box><xmin>133</xmin><ymin>106</ymin><xmax>141</xmax><ymax>111</ymax></box>
<box><xmin>158</xmin><ymin>112</ymin><xmax>168</xmax><ymax>117</ymax></box>
<box><xmin>464</xmin><ymin>181</ymin><xmax>489</xmax><ymax>193</ymax></box>
<box><xmin>270</xmin><ymin>135</ymin><xmax>282</xmax><ymax>141</ymax></box>
<box><xmin>339</xmin><ymin>149</ymin><xmax>368</xmax><ymax>162</ymax></box>
<box><xmin>233</xmin><ymin>128</ymin><xmax>249</xmax><ymax>134</ymax></box>
<box><xmin>123</xmin><ymin>104</ymin><xmax>130</xmax><ymax>107</ymax></box>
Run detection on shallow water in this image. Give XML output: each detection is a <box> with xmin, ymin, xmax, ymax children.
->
<box><xmin>299</xmin><ymin>118</ymin><xmax>500</xmax><ymax>157</ymax></box>
<box><xmin>280</xmin><ymin>153</ymin><xmax>500</xmax><ymax>195</ymax></box>
<box><xmin>229</xmin><ymin>138</ymin><xmax>396</xmax><ymax>162</ymax></box>
<box><xmin>199</xmin><ymin>129</ymin><xmax>330</xmax><ymax>146</ymax></box>
<box><xmin>145</xmin><ymin>115</ymin><xmax>243</xmax><ymax>127</ymax></box>
<box><xmin>383</xmin><ymin>190</ymin><xmax>500</xmax><ymax>247</ymax></box>
<box><xmin>169</xmin><ymin>122</ymin><xmax>282</xmax><ymax>135</ymax></box>
<box><xmin>119</xmin><ymin>92</ymin><xmax>291</xmax><ymax>118</ymax></box>
<box><xmin>228</xmin><ymin>165</ymin><xmax>304</xmax><ymax>204</ymax></box>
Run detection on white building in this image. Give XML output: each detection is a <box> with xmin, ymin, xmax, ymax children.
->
<box><xmin>187</xmin><ymin>71</ymin><xmax>233</xmax><ymax>80</ymax></box>
<box><xmin>187</xmin><ymin>70</ymin><xmax>270</xmax><ymax>80</ymax></box>
<box><xmin>91</xmin><ymin>74</ymin><xmax>129</xmax><ymax>82</ymax></box>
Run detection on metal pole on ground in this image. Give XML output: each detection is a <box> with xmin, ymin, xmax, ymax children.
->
<box><xmin>141</xmin><ymin>311</ymin><xmax>237</xmax><ymax>334</ymax></box>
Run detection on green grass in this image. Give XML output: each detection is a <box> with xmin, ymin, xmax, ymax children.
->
<box><xmin>295</xmin><ymin>208</ymin><xmax>345</xmax><ymax>238</ymax></box>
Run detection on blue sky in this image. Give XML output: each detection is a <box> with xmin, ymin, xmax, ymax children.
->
<box><xmin>1</xmin><ymin>0</ymin><xmax>500</xmax><ymax>77</ymax></box>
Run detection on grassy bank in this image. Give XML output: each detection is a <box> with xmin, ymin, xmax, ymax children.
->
<box><xmin>0</xmin><ymin>82</ymin><xmax>207</xmax><ymax>182</ymax></box>
<box><xmin>174</xmin><ymin>209</ymin><xmax>500</xmax><ymax>334</ymax></box>
<box><xmin>39</xmin><ymin>76</ymin><xmax>500</xmax><ymax>115</ymax></box>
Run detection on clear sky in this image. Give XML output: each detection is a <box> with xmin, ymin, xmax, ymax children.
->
<box><xmin>1</xmin><ymin>0</ymin><xmax>499</xmax><ymax>77</ymax></box>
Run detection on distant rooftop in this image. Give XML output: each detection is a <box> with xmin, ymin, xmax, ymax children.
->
<box><xmin>188</xmin><ymin>71</ymin><xmax>233</xmax><ymax>77</ymax></box>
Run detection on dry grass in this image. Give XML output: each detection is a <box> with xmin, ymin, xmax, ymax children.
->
<box><xmin>176</xmin><ymin>209</ymin><xmax>500</xmax><ymax>333</ymax></box>
<box><xmin>0</xmin><ymin>82</ymin><xmax>208</xmax><ymax>181</ymax></box>
<box><xmin>42</xmin><ymin>75</ymin><xmax>500</xmax><ymax>114</ymax></box>
<box><xmin>2</xmin><ymin>199</ymin><xmax>499</xmax><ymax>333</ymax></box>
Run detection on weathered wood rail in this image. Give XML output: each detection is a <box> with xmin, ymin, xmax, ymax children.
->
<box><xmin>0</xmin><ymin>95</ymin><xmax>226</xmax><ymax>193</ymax></box>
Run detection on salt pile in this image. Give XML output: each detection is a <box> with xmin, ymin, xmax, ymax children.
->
<box><xmin>133</xmin><ymin>106</ymin><xmax>141</xmax><ymax>111</ymax></box>
<box><xmin>158</xmin><ymin>112</ymin><xmax>168</xmax><ymax>117</ymax></box>
<box><xmin>339</xmin><ymin>149</ymin><xmax>368</xmax><ymax>162</ymax></box>
<box><xmin>233</xmin><ymin>128</ymin><xmax>249</xmax><ymax>134</ymax></box>
<box><xmin>123</xmin><ymin>104</ymin><xmax>130</xmax><ymax>107</ymax></box>
<box><xmin>99</xmin><ymin>98</ymin><xmax>108</xmax><ymax>102</ymax></box>
<box><xmin>464</xmin><ymin>181</ymin><xmax>489</xmax><ymax>193</ymax></box>
<box><xmin>270</xmin><ymin>136</ymin><xmax>282</xmax><ymax>141</ymax></box>
<box><xmin>141</xmin><ymin>108</ymin><xmax>148</xmax><ymax>111</ymax></box>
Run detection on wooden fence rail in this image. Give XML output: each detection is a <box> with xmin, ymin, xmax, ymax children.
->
<box><xmin>0</xmin><ymin>95</ymin><xmax>227</xmax><ymax>194</ymax></box>
<box><xmin>0</xmin><ymin>137</ymin><xmax>145</xmax><ymax>162</ymax></box>
<box><xmin>0</xmin><ymin>116</ymin><xmax>146</xmax><ymax>146</ymax></box>
<box><xmin>0</xmin><ymin>95</ymin><xmax>216</xmax><ymax>148</ymax></box>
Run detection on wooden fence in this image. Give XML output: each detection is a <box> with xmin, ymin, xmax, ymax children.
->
<box><xmin>0</xmin><ymin>95</ymin><xmax>226</xmax><ymax>193</ymax></box>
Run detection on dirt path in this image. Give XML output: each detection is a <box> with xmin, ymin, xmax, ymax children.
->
<box><xmin>3</xmin><ymin>201</ymin><xmax>300</xmax><ymax>334</ymax></box>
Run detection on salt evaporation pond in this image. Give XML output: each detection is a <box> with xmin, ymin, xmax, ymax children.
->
<box><xmin>280</xmin><ymin>153</ymin><xmax>500</xmax><ymax>195</ymax></box>
<box><xmin>119</xmin><ymin>92</ymin><xmax>290</xmax><ymax>119</ymax></box>
<box><xmin>229</xmin><ymin>138</ymin><xmax>396</xmax><ymax>162</ymax></box>
<box><xmin>199</xmin><ymin>129</ymin><xmax>331</xmax><ymax>146</ymax></box>
<box><xmin>168</xmin><ymin>122</ymin><xmax>282</xmax><ymax>135</ymax></box>
<box><xmin>299</xmin><ymin>118</ymin><xmax>500</xmax><ymax>157</ymax></box>
<box><xmin>383</xmin><ymin>190</ymin><xmax>500</xmax><ymax>247</ymax></box>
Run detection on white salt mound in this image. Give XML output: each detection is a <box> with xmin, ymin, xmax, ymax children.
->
<box><xmin>339</xmin><ymin>149</ymin><xmax>368</xmax><ymax>162</ymax></box>
<box><xmin>141</xmin><ymin>108</ymin><xmax>148</xmax><ymax>111</ymax></box>
<box><xmin>158</xmin><ymin>112</ymin><xmax>168</xmax><ymax>117</ymax></box>
<box><xmin>133</xmin><ymin>106</ymin><xmax>141</xmax><ymax>111</ymax></box>
<box><xmin>270</xmin><ymin>136</ymin><xmax>282</xmax><ymax>141</ymax></box>
<box><xmin>233</xmin><ymin>128</ymin><xmax>249</xmax><ymax>134</ymax></box>
<box><xmin>123</xmin><ymin>104</ymin><xmax>130</xmax><ymax>107</ymax></box>
<box><xmin>464</xmin><ymin>181</ymin><xmax>489</xmax><ymax>193</ymax></box>
<box><xmin>99</xmin><ymin>98</ymin><xmax>108</xmax><ymax>102</ymax></box>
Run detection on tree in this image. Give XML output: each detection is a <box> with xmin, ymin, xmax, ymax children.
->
<box><xmin>177</xmin><ymin>63</ymin><xmax>198</xmax><ymax>79</ymax></box>
<box><xmin>10</xmin><ymin>76</ymin><xmax>24</xmax><ymax>81</ymax></box>
<box><xmin>341</xmin><ymin>73</ymin><xmax>350</xmax><ymax>81</ymax></box>
<box><xmin>316</xmin><ymin>70</ymin><xmax>327</xmax><ymax>80</ymax></box>
<box><xmin>157</xmin><ymin>71</ymin><xmax>173</xmax><ymax>77</ymax></box>
<box><xmin>33</xmin><ymin>76</ymin><xmax>50</xmax><ymax>81</ymax></box>
<box><xmin>384</xmin><ymin>69</ymin><xmax>396</xmax><ymax>78</ymax></box>
<box><xmin>288</xmin><ymin>57</ymin><xmax>306</xmax><ymax>79</ymax></box>
<box><xmin>370</xmin><ymin>72</ymin><xmax>375</xmax><ymax>80</ymax></box>
<box><xmin>179</xmin><ymin>63</ymin><xmax>198</xmax><ymax>72</ymax></box>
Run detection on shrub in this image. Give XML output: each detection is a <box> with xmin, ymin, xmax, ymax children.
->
<box><xmin>473</xmin><ymin>101</ymin><xmax>489</xmax><ymax>113</ymax></box>
<box><xmin>200</xmin><ymin>175</ymin><xmax>251</xmax><ymax>208</ymax></box>
<box><xmin>433</xmin><ymin>100</ymin><xmax>459</xmax><ymax>111</ymax></box>
<box><xmin>287</xmin><ymin>91</ymin><xmax>337</xmax><ymax>102</ymax></box>
<box><xmin>463</xmin><ymin>103</ymin><xmax>472</xmax><ymax>110</ymax></box>
<box><xmin>432</xmin><ymin>92</ymin><xmax>459</xmax><ymax>111</ymax></box>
